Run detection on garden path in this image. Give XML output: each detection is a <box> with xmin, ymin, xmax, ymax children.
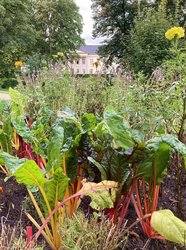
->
<box><xmin>0</xmin><ymin>93</ymin><xmax>10</xmax><ymax>100</ymax></box>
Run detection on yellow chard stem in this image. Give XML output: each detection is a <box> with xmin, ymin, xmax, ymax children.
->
<box><xmin>26</xmin><ymin>213</ymin><xmax>56</xmax><ymax>250</ymax></box>
<box><xmin>27</xmin><ymin>189</ymin><xmax>53</xmax><ymax>240</ymax></box>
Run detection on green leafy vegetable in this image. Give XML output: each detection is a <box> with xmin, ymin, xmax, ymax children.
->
<box><xmin>13</xmin><ymin>160</ymin><xmax>46</xmax><ymax>186</ymax></box>
<box><xmin>44</xmin><ymin>168</ymin><xmax>69</xmax><ymax>210</ymax></box>
<box><xmin>151</xmin><ymin>209</ymin><xmax>186</xmax><ymax>245</ymax></box>
<box><xmin>0</xmin><ymin>152</ymin><xmax>27</xmax><ymax>175</ymax></box>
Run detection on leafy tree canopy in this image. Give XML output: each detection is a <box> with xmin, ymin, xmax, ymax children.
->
<box><xmin>91</xmin><ymin>0</ymin><xmax>149</xmax><ymax>63</ymax></box>
<box><xmin>0</xmin><ymin>0</ymin><xmax>36</xmax><ymax>87</ymax></box>
<box><xmin>91</xmin><ymin>0</ymin><xmax>185</xmax><ymax>73</ymax></box>
<box><xmin>31</xmin><ymin>0</ymin><xmax>84</xmax><ymax>58</ymax></box>
<box><xmin>0</xmin><ymin>0</ymin><xmax>83</xmax><ymax>87</ymax></box>
<box><xmin>127</xmin><ymin>10</ymin><xmax>172</xmax><ymax>74</ymax></box>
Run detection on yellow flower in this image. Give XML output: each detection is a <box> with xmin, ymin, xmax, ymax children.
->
<box><xmin>165</xmin><ymin>27</ymin><xmax>185</xmax><ymax>40</ymax></box>
<box><xmin>57</xmin><ymin>52</ymin><xmax>64</xmax><ymax>57</ymax></box>
<box><xmin>93</xmin><ymin>61</ymin><xmax>101</xmax><ymax>68</ymax></box>
<box><xmin>15</xmin><ymin>60</ymin><xmax>23</xmax><ymax>67</ymax></box>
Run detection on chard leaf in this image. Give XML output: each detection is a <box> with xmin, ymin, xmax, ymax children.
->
<box><xmin>44</xmin><ymin>168</ymin><xmax>69</xmax><ymax>210</ymax></box>
<box><xmin>151</xmin><ymin>210</ymin><xmax>186</xmax><ymax>245</ymax></box>
<box><xmin>12</xmin><ymin>117</ymin><xmax>33</xmax><ymax>143</ymax></box>
<box><xmin>9</xmin><ymin>88</ymin><xmax>27</xmax><ymax>119</ymax></box>
<box><xmin>88</xmin><ymin>156</ymin><xmax>108</xmax><ymax>180</ymax></box>
<box><xmin>79</xmin><ymin>180</ymin><xmax>118</xmax><ymax>210</ymax></box>
<box><xmin>0</xmin><ymin>152</ymin><xmax>27</xmax><ymax>175</ymax></box>
<box><xmin>46</xmin><ymin>124</ymin><xmax>64</xmax><ymax>171</ymax></box>
<box><xmin>82</xmin><ymin>113</ymin><xmax>96</xmax><ymax>133</ymax></box>
<box><xmin>147</xmin><ymin>134</ymin><xmax>186</xmax><ymax>170</ymax></box>
<box><xmin>136</xmin><ymin>142</ymin><xmax>171</xmax><ymax>184</ymax></box>
<box><xmin>13</xmin><ymin>160</ymin><xmax>46</xmax><ymax>187</ymax></box>
<box><xmin>103</xmin><ymin>107</ymin><xmax>134</xmax><ymax>150</ymax></box>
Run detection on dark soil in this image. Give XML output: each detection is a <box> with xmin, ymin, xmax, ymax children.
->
<box><xmin>0</xmin><ymin>157</ymin><xmax>186</xmax><ymax>250</ymax></box>
<box><xmin>0</xmin><ymin>173</ymin><xmax>29</xmax><ymax>229</ymax></box>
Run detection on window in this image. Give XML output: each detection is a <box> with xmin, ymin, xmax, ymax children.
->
<box><xmin>76</xmin><ymin>60</ymin><xmax>79</xmax><ymax>64</ymax></box>
<box><xmin>76</xmin><ymin>69</ymin><xmax>79</xmax><ymax>74</ymax></box>
<box><xmin>82</xmin><ymin>57</ymin><xmax>86</xmax><ymax>64</ymax></box>
<box><xmin>89</xmin><ymin>69</ymin><xmax>93</xmax><ymax>74</ymax></box>
<box><xmin>83</xmin><ymin>69</ymin><xmax>86</xmax><ymax>74</ymax></box>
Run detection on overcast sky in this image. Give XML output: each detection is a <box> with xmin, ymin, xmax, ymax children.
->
<box><xmin>74</xmin><ymin>0</ymin><xmax>105</xmax><ymax>45</ymax></box>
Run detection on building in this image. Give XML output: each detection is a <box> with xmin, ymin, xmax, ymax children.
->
<box><xmin>68</xmin><ymin>45</ymin><xmax>102</xmax><ymax>75</ymax></box>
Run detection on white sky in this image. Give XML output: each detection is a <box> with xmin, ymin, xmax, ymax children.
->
<box><xmin>74</xmin><ymin>0</ymin><xmax>105</xmax><ymax>45</ymax></box>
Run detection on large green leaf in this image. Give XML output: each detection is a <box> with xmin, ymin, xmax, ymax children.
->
<box><xmin>81</xmin><ymin>113</ymin><xmax>96</xmax><ymax>133</ymax></box>
<box><xmin>46</xmin><ymin>124</ymin><xmax>64</xmax><ymax>171</ymax></box>
<box><xmin>147</xmin><ymin>134</ymin><xmax>186</xmax><ymax>155</ymax></box>
<box><xmin>102</xmin><ymin>107</ymin><xmax>134</xmax><ymax>150</ymax></box>
<box><xmin>151</xmin><ymin>209</ymin><xmax>186</xmax><ymax>245</ymax></box>
<box><xmin>9</xmin><ymin>88</ymin><xmax>27</xmax><ymax>120</ymax></box>
<box><xmin>13</xmin><ymin>160</ymin><xmax>46</xmax><ymax>187</ymax></box>
<box><xmin>136</xmin><ymin>142</ymin><xmax>171</xmax><ymax>183</ymax></box>
<box><xmin>88</xmin><ymin>156</ymin><xmax>108</xmax><ymax>180</ymax></box>
<box><xmin>0</xmin><ymin>152</ymin><xmax>27</xmax><ymax>175</ymax></box>
<box><xmin>136</xmin><ymin>134</ymin><xmax>186</xmax><ymax>183</ymax></box>
<box><xmin>44</xmin><ymin>168</ymin><xmax>69</xmax><ymax>210</ymax></box>
<box><xmin>155</xmin><ymin>142</ymin><xmax>171</xmax><ymax>183</ymax></box>
<box><xmin>0</xmin><ymin>104</ymin><xmax>13</xmax><ymax>153</ymax></box>
<box><xmin>65</xmin><ymin>148</ymin><xmax>79</xmax><ymax>182</ymax></box>
<box><xmin>12</xmin><ymin>117</ymin><xmax>33</xmax><ymax>143</ymax></box>
<box><xmin>88</xmin><ymin>150</ymin><xmax>132</xmax><ymax>193</ymax></box>
<box><xmin>147</xmin><ymin>134</ymin><xmax>186</xmax><ymax>169</ymax></box>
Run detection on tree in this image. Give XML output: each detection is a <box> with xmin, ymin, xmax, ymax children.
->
<box><xmin>0</xmin><ymin>0</ymin><xmax>37</xmax><ymax>87</ymax></box>
<box><xmin>0</xmin><ymin>0</ymin><xmax>83</xmax><ymax>87</ymax></box>
<box><xmin>91</xmin><ymin>0</ymin><xmax>148</xmax><ymax>64</ymax></box>
<box><xmin>31</xmin><ymin>0</ymin><xmax>83</xmax><ymax>59</ymax></box>
<box><xmin>91</xmin><ymin>0</ymin><xmax>185</xmax><ymax>71</ymax></box>
<box><xmin>155</xmin><ymin>0</ymin><xmax>186</xmax><ymax>25</ymax></box>
<box><xmin>127</xmin><ymin>10</ymin><xmax>172</xmax><ymax>74</ymax></box>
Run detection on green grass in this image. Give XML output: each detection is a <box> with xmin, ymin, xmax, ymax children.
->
<box><xmin>0</xmin><ymin>88</ymin><xmax>8</xmax><ymax>94</ymax></box>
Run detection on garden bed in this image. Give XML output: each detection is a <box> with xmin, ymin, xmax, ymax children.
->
<box><xmin>1</xmin><ymin>163</ymin><xmax>186</xmax><ymax>249</ymax></box>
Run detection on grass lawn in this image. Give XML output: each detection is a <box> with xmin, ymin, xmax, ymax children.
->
<box><xmin>0</xmin><ymin>88</ymin><xmax>8</xmax><ymax>94</ymax></box>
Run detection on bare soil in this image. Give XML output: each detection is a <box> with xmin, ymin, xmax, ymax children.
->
<box><xmin>0</xmin><ymin>160</ymin><xmax>186</xmax><ymax>249</ymax></box>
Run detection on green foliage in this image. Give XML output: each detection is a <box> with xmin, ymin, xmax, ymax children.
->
<box><xmin>60</xmin><ymin>212</ymin><xmax>128</xmax><ymax>250</ymax></box>
<box><xmin>32</xmin><ymin>0</ymin><xmax>83</xmax><ymax>58</ymax></box>
<box><xmin>44</xmin><ymin>168</ymin><xmax>69</xmax><ymax>210</ymax></box>
<box><xmin>151</xmin><ymin>209</ymin><xmax>186</xmax><ymax>245</ymax></box>
<box><xmin>0</xmin><ymin>152</ymin><xmax>26</xmax><ymax>175</ymax></box>
<box><xmin>128</xmin><ymin>10</ymin><xmax>172</xmax><ymax>74</ymax></box>
<box><xmin>91</xmin><ymin>0</ymin><xmax>148</xmax><ymax>64</ymax></box>
<box><xmin>13</xmin><ymin>160</ymin><xmax>47</xmax><ymax>186</ymax></box>
<box><xmin>102</xmin><ymin>107</ymin><xmax>134</xmax><ymax>150</ymax></box>
<box><xmin>0</xmin><ymin>102</ymin><xmax>12</xmax><ymax>153</ymax></box>
<box><xmin>0</xmin><ymin>0</ymin><xmax>83</xmax><ymax>88</ymax></box>
<box><xmin>16</xmin><ymin>70</ymin><xmax>109</xmax><ymax>120</ymax></box>
<box><xmin>0</xmin><ymin>0</ymin><xmax>37</xmax><ymax>87</ymax></box>
<box><xmin>9</xmin><ymin>88</ymin><xmax>27</xmax><ymax>119</ymax></box>
<box><xmin>46</xmin><ymin>124</ymin><xmax>64</xmax><ymax>171</ymax></box>
<box><xmin>136</xmin><ymin>134</ymin><xmax>186</xmax><ymax>183</ymax></box>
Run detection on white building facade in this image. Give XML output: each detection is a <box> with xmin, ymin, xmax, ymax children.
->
<box><xmin>68</xmin><ymin>45</ymin><xmax>102</xmax><ymax>75</ymax></box>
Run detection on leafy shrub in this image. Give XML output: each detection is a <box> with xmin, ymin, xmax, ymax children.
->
<box><xmin>127</xmin><ymin>10</ymin><xmax>172</xmax><ymax>75</ymax></box>
<box><xmin>16</xmin><ymin>66</ymin><xmax>109</xmax><ymax>120</ymax></box>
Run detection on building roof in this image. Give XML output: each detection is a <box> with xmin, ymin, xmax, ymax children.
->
<box><xmin>79</xmin><ymin>45</ymin><xmax>100</xmax><ymax>55</ymax></box>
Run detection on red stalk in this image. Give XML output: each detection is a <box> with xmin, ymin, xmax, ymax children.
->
<box><xmin>26</xmin><ymin>226</ymin><xmax>33</xmax><ymax>243</ymax></box>
<box><xmin>28</xmin><ymin>185</ymin><xmax>118</xmax><ymax>248</ymax></box>
<box><xmin>119</xmin><ymin>191</ymin><xmax>132</xmax><ymax>225</ymax></box>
